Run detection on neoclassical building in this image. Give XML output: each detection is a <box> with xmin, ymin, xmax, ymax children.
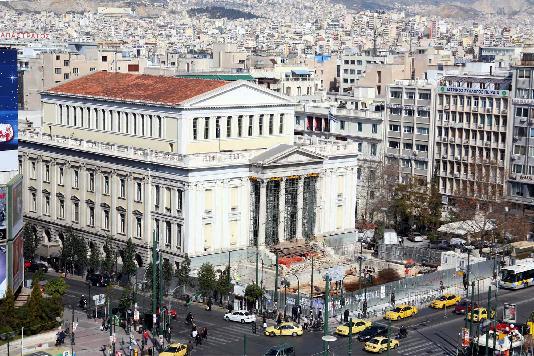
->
<box><xmin>19</xmin><ymin>72</ymin><xmax>358</xmax><ymax>268</ymax></box>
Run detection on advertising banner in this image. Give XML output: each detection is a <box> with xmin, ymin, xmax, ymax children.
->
<box><xmin>0</xmin><ymin>48</ymin><xmax>19</xmax><ymax>171</ymax></box>
<box><xmin>7</xmin><ymin>230</ymin><xmax>24</xmax><ymax>291</ymax></box>
<box><xmin>503</xmin><ymin>303</ymin><xmax>517</xmax><ymax>323</ymax></box>
<box><xmin>0</xmin><ymin>242</ymin><xmax>6</xmax><ymax>298</ymax></box>
<box><xmin>0</xmin><ymin>186</ymin><xmax>6</xmax><ymax>240</ymax></box>
<box><xmin>7</xmin><ymin>175</ymin><xmax>23</xmax><ymax>238</ymax></box>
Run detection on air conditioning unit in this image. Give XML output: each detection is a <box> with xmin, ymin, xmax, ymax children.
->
<box><xmin>454</xmin><ymin>156</ymin><xmax>460</xmax><ymax>160</ymax></box>
<box><xmin>454</xmin><ymin>173</ymin><xmax>460</xmax><ymax>178</ymax></box>
<box><xmin>510</xmin><ymin>173</ymin><xmax>517</xmax><ymax>179</ymax></box>
<box><xmin>478</xmin><ymin>124</ymin><xmax>484</xmax><ymax>128</ymax></box>
<box><xmin>486</xmin><ymin>108</ymin><xmax>492</xmax><ymax>113</ymax></box>
<box><xmin>502</xmin><ymin>109</ymin><xmax>508</xmax><ymax>115</ymax></box>
<box><xmin>462</xmin><ymin>156</ymin><xmax>467</xmax><ymax>161</ymax></box>
<box><xmin>413</xmin><ymin>150</ymin><xmax>418</xmax><ymax>156</ymax></box>
<box><xmin>442</xmin><ymin>154</ymin><xmax>447</xmax><ymax>159</ymax></box>
<box><xmin>449</xmin><ymin>137</ymin><xmax>455</xmax><ymax>142</ymax></box>
<box><xmin>520</xmin><ymin>117</ymin><xmax>527</xmax><ymax>122</ymax></box>
<box><xmin>485</xmin><ymin>142</ymin><xmax>491</xmax><ymax>146</ymax></box>
<box><xmin>513</xmin><ymin>136</ymin><xmax>519</xmax><ymax>141</ymax></box>
<box><xmin>444</xmin><ymin>105</ymin><xmax>450</xmax><ymax>110</ymax></box>
<box><xmin>472</xmin><ymin>107</ymin><xmax>478</xmax><ymax>112</ymax></box>
<box><xmin>511</xmin><ymin>155</ymin><xmax>519</xmax><ymax>160</ymax></box>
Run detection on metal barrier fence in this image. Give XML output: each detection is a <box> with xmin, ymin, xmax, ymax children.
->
<box><xmin>377</xmin><ymin>244</ymin><xmax>442</xmax><ymax>266</ymax></box>
<box><xmin>266</xmin><ymin>260</ymin><xmax>495</xmax><ymax>319</ymax></box>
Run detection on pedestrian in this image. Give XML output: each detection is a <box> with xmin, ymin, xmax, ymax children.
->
<box><xmin>195</xmin><ymin>332</ymin><xmax>202</xmax><ymax>346</ymax></box>
<box><xmin>262</xmin><ymin>313</ymin><xmax>267</xmax><ymax>329</ymax></box>
<box><xmin>186</xmin><ymin>340</ymin><xmax>193</xmax><ymax>356</ymax></box>
<box><xmin>201</xmin><ymin>327</ymin><xmax>208</xmax><ymax>340</ymax></box>
<box><xmin>276</xmin><ymin>312</ymin><xmax>282</xmax><ymax>325</ymax></box>
<box><xmin>344</xmin><ymin>309</ymin><xmax>350</xmax><ymax>323</ymax></box>
<box><xmin>191</xmin><ymin>327</ymin><xmax>198</xmax><ymax>339</ymax></box>
<box><xmin>207</xmin><ymin>297</ymin><xmax>213</xmax><ymax>311</ymax></box>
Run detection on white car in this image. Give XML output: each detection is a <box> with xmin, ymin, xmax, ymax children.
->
<box><xmin>224</xmin><ymin>310</ymin><xmax>256</xmax><ymax>323</ymax></box>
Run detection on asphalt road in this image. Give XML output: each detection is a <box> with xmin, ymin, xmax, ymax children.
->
<box><xmin>33</xmin><ymin>272</ymin><xmax>534</xmax><ymax>356</ymax></box>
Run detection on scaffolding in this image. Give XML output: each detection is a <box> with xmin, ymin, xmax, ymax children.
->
<box><xmin>265</xmin><ymin>179</ymin><xmax>280</xmax><ymax>246</ymax></box>
<box><xmin>302</xmin><ymin>175</ymin><xmax>317</xmax><ymax>240</ymax></box>
<box><xmin>284</xmin><ymin>178</ymin><xmax>299</xmax><ymax>241</ymax></box>
<box><xmin>249</xmin><ymin>179</ymin><xmax>260</xmax><ymax>246</ymax></box>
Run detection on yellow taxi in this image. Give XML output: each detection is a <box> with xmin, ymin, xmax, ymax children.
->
<box><xmin>467</xmin><ymin>307</ymin><xmax>495</xmax><ymax>322</ymax></box>
<box><xmin>335</xmin><ymin>319</ymin><xmax>372</xmax><ymax>336</ymax></box>
<box><xmin>430</xmin><ymin>294</ymin><xmax>461</xmax><ymax>309</ymax></box>
<box><xmin>159</xmin><ymin>343</ymin><xmax>188</xmax><ymax>356</ymax></box>
<box><xmin>364</xmin><ymin>336</ymin><xmax>399</xmax><ymax>353</ymax></box>
<box><xmin>264</xmin><ymin>322</ymin><xmax>304</xmax><ymax>337</ymax></box>
<box><xmin>384</xmin><ymin>305</ymin><xmax>418</xmax><ymax>321</ymax></box>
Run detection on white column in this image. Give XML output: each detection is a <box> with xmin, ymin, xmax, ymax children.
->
<box><xmin>314</xmin><ymin>173</ymin><xmax>323</xmax><ymax>235</ymax></box>
<box><xmin>258</xmin><ymin>180</ymin><xmax>267</xmax><ymax>246</ymax></box>
<box><xmin>296</xmin><ymin>177</ymin><xmax>304</xmax><ymax>240</ymax></box>
<box><xmin>278</xmin><ymin>178</ymin><xmax>286</xmax><ymax>242</ymax></box>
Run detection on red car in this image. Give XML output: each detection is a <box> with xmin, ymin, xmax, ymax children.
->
<box><xmin>156</xmin><ymin>307</ymin><xmax>177</xmax><ymax>320</ymax></box>
<box><xmin>454</xmin><ymin>299</ymin><xmax>479</xmax><ymax>314</ymax></box>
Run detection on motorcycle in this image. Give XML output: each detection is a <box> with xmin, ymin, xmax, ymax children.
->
<box><xmin>79</xmin><ymin>296</ymin><xmax>87</xmax><ymax>309</ymax></box>
<box><xmin>396</xmin><ymin>326</ymin><xmax>408</xmax><ymax>339</ymax></box>
<box><xmin>55</xmin><ymin>331</ymin><xmax>66</xmax><ymax>346</ymax></box>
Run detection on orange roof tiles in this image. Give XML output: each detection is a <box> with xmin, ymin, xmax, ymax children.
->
<box><xmin>46</xmin><ymin>72</ymin><xmax>229</xmax><ymax>106</ymax></box>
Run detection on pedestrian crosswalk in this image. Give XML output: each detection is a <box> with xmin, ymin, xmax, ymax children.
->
<box><xmin>396</xmin><ymin>337</ymin><xmax>455</xmax><ymax>356</ymax></box>
<box><xmin>175</xmin><ymin>321</ymin><xmax>259</xmax><ymax>354</ymax></box>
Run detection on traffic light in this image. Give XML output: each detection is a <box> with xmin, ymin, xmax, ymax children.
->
<box><xmin>390</xmin><ymin>292</ymin><xmax>395</xmax><ymax>306</ymax></box>
<box><xmin>362</xmin><ymin>300</ymin><xmax>368</xmax><ymax>317</ymax></box>
<box><xmin>463</xmin><ymin>274</ymin><xmax>468</xmax><ymax>290</ymax></box>
<box><xmin>252</xmin><ymin>322</ymin><xmax>257</xmax><ymax>334</ymax></box>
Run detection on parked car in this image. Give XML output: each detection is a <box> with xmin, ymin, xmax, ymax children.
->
<box><xmin>407</xmin><ymin>233</ymin><xmax>425</xmax><ymax>243</ymax></box>
<box><xmin>357</xmin><ymin>325</ymin><xmax>388</xmax><ymax>342</ymax></box>
<box><xmin>86</xmin><ymin>273</ymin><xmax>111</xmax><ymax>287</ymax></box>
<box><xmin>430</xmin><ymin>239</ymin><xmax>451</xmax><ymax>250</ymax></box>
<box><xmin>225</xmin><ymin>310</ymin><xmax>256</xmax><ymax>323</ymax></box>
<box><xmin>454</xmin><ymin>299</ymin><xmax>479</xmax><ymax>314</ymax></box>
<box><xmin>264</xmin><ymin>344</ymin><xmax>296</xmax><ymax>356</ymax></box>
<box><xmin>25</xmin><ymin>260</ymin><xmax>49</xmax><ymax>273</ymax></box>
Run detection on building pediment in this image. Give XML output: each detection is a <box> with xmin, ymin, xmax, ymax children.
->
<box><xmin>251</xmin><ymin>144</ymin><xmax>326</xmax><ymax>167</ymax></box>
<box><xmin>182</xmin><ymin>81</ymin><xmax>296</xmax><ymax>108</ymax></box>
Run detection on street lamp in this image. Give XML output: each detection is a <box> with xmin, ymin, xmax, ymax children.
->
<box><xmin>0</xmin><ymin>331</ymin><xmax>16</xmax><ymax>356</ymax></box>
<box><xmin>290</xmin><ymin>272</ymin><xmax>300</xmax><ymax>307</ymax></box>
<box><xmin>281</xmin><ymin>278</ymin><xmax>290</xmax><ymax>319</ymax></box>
<box><xmin>464</xmin><ymin>245</ymin><xmax>474</xmax><ymax>330</ymax></box>
<box><xmin>357</xmin><ymin>255</ymin><xmax>367</xmax><ymax>318</ymax></box>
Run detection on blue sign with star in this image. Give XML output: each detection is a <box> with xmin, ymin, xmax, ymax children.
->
<box><xmin>0</xmin><ymin>48</ymin><xmax>18</xmax><ymax>171</ymax></box>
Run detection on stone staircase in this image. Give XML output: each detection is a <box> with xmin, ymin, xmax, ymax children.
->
<box><xmin>14</xmin><ymin>287</ymin><xmax>31</xmax><ymax>307</ymax></box>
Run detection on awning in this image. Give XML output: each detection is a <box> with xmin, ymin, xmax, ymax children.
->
<box><xmin>291</xmin><ymin>69</ymin><xmax>310</xmax><ymax>75</ymax></box>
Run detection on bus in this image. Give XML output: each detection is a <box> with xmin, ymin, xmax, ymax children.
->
<box><xmin>499</xmin><ymin>258</ymin><xmax>534</xmax><ymax>290</ymax></box>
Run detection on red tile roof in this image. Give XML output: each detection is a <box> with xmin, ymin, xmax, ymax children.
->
<box><xmin>46</xmin><ymin>72</ymin><xmax>229</xmax><ymax>106</ymax></box>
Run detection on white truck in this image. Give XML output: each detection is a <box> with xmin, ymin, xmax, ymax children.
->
<box><xmin>383</xmin><ymin>229</ymin><xmax>399</xmax><ymax>245</ymax></box>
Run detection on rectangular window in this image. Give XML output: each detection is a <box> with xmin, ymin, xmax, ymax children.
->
<box><xmin>226</xmin><ymin>116</ymin><xmax>232</xmax><ymax>137</ymax></box>
<box><xmin>514</xmin><ymin>145</ymin><xmax>526</xmax><ymax>155</ymax></box>
<box><xmin>104</xmin><ymin>175</ymin><xmax>110</xmax><ymax>195</ymax></box>
<box><xmin>73</xmin><ymin>169</ymin><xmax>79</xmax><ymax>189</ymax></box>
<box><xmin>30</xmin><ymin>161</ymin><xmax>36</xmax><ymax>179</ymax></box>
<box><xmin>177</xmin><ymin>189</ymin><xmax>183</xmax><ymax>212</ymax></box>
<box><xmin>166</xmin><ymin>221</ymin><xmax>172</xmax><ymax>246</ymax></box>
<box><xmin>136</xmin><ymin>216</ymin><xmax>142</xmax><ymax>238</ymax></box>
<box><xmin>269</xmin><ymin>114</ymin><xmax>274</xmax><ymax>135</ymax></box>
<box><xmin>248</xmin><ymin>115</ymin><xmax>254</xmax><ymax>136</ymax></box>
<box><xmin>516</xmin><ymin>107</ymin><xmax>529</xmax><ymax>118</ymax></box>
<box><xmin>155</xmin><ymin>185</ymin><xmax>160</xmax><ymax>208</ymax></box>
<box><xmin>31</xmin><ymin>192</ymin><xmax>36</xmax><ymax>212</ymax></box>
<box><xmin>177</xmin><ymin>224</ymin><xmax>182</xmax><ymax>250</ymax></box>
<box><xmin>135</xmin><ymin>182</ymin><xmax>142</xmax><ymax>202</ymax></box>
<box><xmin>279</xmin><ymin>114</ymin><xmax>284</xmax><ymax>134</ymax></box>
<box><xmin>259</xmin><ymin>115</ymin><xmax>264</xmax><ymax>135</ymax></box>
<box><xmin>518</xmin><ymin>69</ymin><xmax>531</xmax><ymax>79</ymax></box>
<box><xmin>417</xmin><ymin>127</ymin><xmax>429</xmax><ymax>135</ymax></box>
<box><xmin>103</xmin><ymin>210</ymin><xmax>110</xmax><ymax>230</ymax></box>
<box><xmin>372</xmin><ymin>124</ymin><xmax>378</xmax><ymax>134</ymax></box>
<box><xmin>238</xmin><ymin>116</ymin><xmax>243</xmax><ymax>137</ymax></box>
<box><xmin>370</xmin><ymin>143</ymin><xmax>377</xmax><ymax>156</ymax></box>
<box><xmin>389</xmin><ymin>124</ymin><xmax>400</xmax><ymax>132</ymax></box>
<box><xmin>401</xmin><ymin>159</ymin><xmax>411</xmax><ymax>167</ymax></box>
<box><xmin>403</xmin><ymin>142</ymin><xmax>413</xmax><ymax>150</ymax></box>
<box><xmin>120</xmin><ymin>178</ymin><xmax>126</xmax><ymax>198</ymax></box>
<box><xmin>58</xmin><ymin>199</ymin><xmax>65</xmax><ymax>219</ymax></box>
<box><xmin>165</xmin><ymin>187</ymin><xmax>172</xmax><ymax>213</ymax></box>
<box><xmin>415</xmin><ymin>144</ymin><xmax>428</xmax><ymax>152</ymax></box>
<box><xmin>403</xmin><ymin>126</ymin><xmax>413</xmax><ymax>133</ymax></box>
<box><xmin>73</xmin><ymin>202</ymin><xmax>79</xmax><ymax>223</ymax></box>
<box><xmin>44</xmin><ymin>196</ymin><xmax>50</xmax><ymax>215</ymax></box>
<box><xmin>88</xmin><ymin>206</ymin><xmax>95</xmax><ymax>227</ymax></box>
<box><xmin>119</xmin><ymin>213</ymin><xmax>125</xmax><ymax>234</ymax></box>
<box><xmin>357</xmin><ymin>122</ymin><xmax>363</xmax><ymax>132</ymax></box>
<box><xmin>215</xmin><ymin>117</ymin><xmax>221</xmax><ymax>138</ymax></box>
<box><xmin>204</xmin><ymin>117</ymin><xmax>210</xmax><ymax>139</ymax></box>
<box><xmin>193</xmin><ymin>118</ymin><xmax>198</xmax><ymax>140</ymax></box>
<box><xmin>389</xmin><ymin>141</ymin><xmax>400</xmax><ymax>149</ymax></box>
<box><xmin>415</xmin><ymin>161</ymin><xmax>428</xmax><ymax>170</ymax></box>
<box><xmin>44</xmin><ymin>164</ymin><xmax>50</xmax><ymax>182</ymax></box>
<box><xmin>88</xmin><ymin>172</ymin><xmax>95</xmax><ymax>192</ymax></box>
<box><xmin>340</xmin><ymin>120</ymin><xmax>345</xmax><ymax>130</ymax></box>
<box><xmin>157</xmin><ymin>116</ymin><xmax>162</xmax><ymax>138</ymax></box>
<box><xmin>59</xmin><ymin>166</ymin><xmax>64</xmax><ymax>185</ymax></box>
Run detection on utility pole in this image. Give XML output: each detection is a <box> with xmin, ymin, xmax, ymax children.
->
<box><xmin>492</xmin><ymin>286</ymin><xmax>497</xmax><ymax>352</ymax></box>
<box><xmin>485</xmin><ymin>286</ymin><xmax>491</xmax><ymax>356</ymax></box>
<box><xmin>109</xmin><ymin>298</ymin><xmax>115</xmax><ymax>355</ymax></box>
<box><xmin>469</xmin><ymin>281</ymin><xmax>475</xmax><ymax>339</ymax></box>
<box><xmin>310</xmin><ymin>254</ymin><xmax>314</xmax><ymax>311</ymax></box>
<box><xmin>152</xmin><ymin>230</ymin><xmax>158</xmax><ymax>316</ymax></box>
<box><xmin>71</xmin><ymin>304</ymin><xmax>75</xmax><ymax>356</ymax></box>
<box><xmin>387</xmin><ymin>314</ymin><xmax>391</xmax><ymax>356</ymax></box>
<box><xmin>274</xmin><ymin>252</ymin><xmax>279</xmax><ymax>303</ymax></box>
<box><xmin>228</xmin><ymin>251</ymin><xmax>232</xmax><ymax>308</ymax></box>
<box><xmin>348</xmin><ymin>317</ymin><xmax>353</xmax><ymax>355</ymax></box>
<box><xmin>255</xmin><ymin>247</ymin><xmax>259</xmax><ymax>286</ymax></box>
<box><xmin>323</xmin><ymin>274</ymin><xmax>330</xmax><ymax>356</ymax></box>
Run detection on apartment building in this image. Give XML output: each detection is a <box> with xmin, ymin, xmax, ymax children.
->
<box><xmin>337</xmin><ymin>52</ymin><xmax>386</xmax><ymax>94</ymax></box>
<box><xmin>20</xmin><ymin>72</ymin><xmax>358</xmax><ymax>267</ymax></box>
<box><xmin>294</xmin><ymin>87</ymin><xmax>385</xmax><ymax>219</ymax></box>
<box><xmin>508</xmin><ymin>51</ymin><xmax>534</xmax><ymax>207</ymax></box>
<box><xmin>253</xmin><ymin>66</ymin><xmax>320</xmax><ymax>97</ymax></box>
<box><xmin>434</xmin><ymin>74</ymin><xmax>512</xmax><ymax>201</ymax></box>
<box><xmin>385</xmin><ymin>80</ymin><xmax>435</xmax><ymax>183</ymax></box>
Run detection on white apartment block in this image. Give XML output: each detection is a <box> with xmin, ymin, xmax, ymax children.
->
<box><xmin>434</xmin><ymin>74</ymin><xmax>512</xmax><ymax>201</ymax></box>
<box><xmin>337</xmin><ymin>53</ymin><xmax>386</xmax><ymax>94</ymax></box>
<box><xmin>20</xmin><ymin>72</ymin><xmax>358</xmax><ymax>267</ymax></box>
<box><xmin>385</xmin><ymin>80</ymin><xmax>435</xmax><ymax>183</ymax></box>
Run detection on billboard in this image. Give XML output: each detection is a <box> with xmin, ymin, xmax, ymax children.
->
<box><xmin>0</xmin><ymin>186</ymin><xmax>6</xmax><ymax>240</ymax></box>
<box><xmin>0</xmin><ymin>242</ymin><xmax>6</xmax><ymax>298</ymax></box>
<box><xmin>9</xmin><ymin>230</ymin><xmax>24</xmax><ymax>291</ymax></box>
<box><xmin>0</xmin><ymin>48</ymin><xmax>19</xmax><ymax>172</ymax></box>
<box><xmin>7</xmin><ymin>175</ymin><xmax>23</xmax><ymax>238</ymax></box>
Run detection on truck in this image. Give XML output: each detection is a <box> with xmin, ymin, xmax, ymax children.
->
<box><xmin>383</xmin><ymin>229</ymin><xmax>399</xmax><ymax>245</ymax></box>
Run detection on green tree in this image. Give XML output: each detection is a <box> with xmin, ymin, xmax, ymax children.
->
<box><xmin>244</xmin><ymin>283</ymin><xmax>263</xmax><ymax>309</ymax></box>
<box><xmin>175</xmin><ymin>254</ymin><xmax>191</xmax><ymax>293</ymax></box>
<box><xmin>88</xmin><ymin>242</ymin><xmax>101</xmax><ymax>273</ymax></box>
<box><xmin>426</xmin><ymin>168</ymin><xmax>443</xmax><ymax>233</ymax></box>
<box><xmin>60</xmin><ymin>227</ymin><xmax>76</xmax><ymax>274</ymax></box>
<box><xmin>45</xmin><ymin>277</ymin><xmax>68</xmax><ymax>299</ymax></box>
<box><xmin>162</xmin><ymin>259</ymin><xmax>174</xmax><ymax>294</ymax></box>
<box><xmin>122</xmin><ymin>238</ymin><xmax>137</xmax><ymax>282</ymax></box>
<box><xmin>0</xmin><ymin>288</ymin><xmax>17</xmax><ymax>333</ymax></box>
<box><xmin>197</xmin><ymin>263</ymin><xmax>216</xmax><ymax>298</ymax></box>
<box><xmin>72</xmin><ymin>233</ymin><xmax>88</xmax><ymax>275</ymax></box>
<box><xmin>118</xmin><ymin>287</ymin><xmax>133</xmax><ymax>314</ymax></box>
<box><xmin>27</xmin><ymin>283</ymin><xmax>47</xmax><ymax>333</ymax></box>
<box><xmin>216</xmin><ymin>266</ymin><xmax>232</xmax><ymax>301</ymax></box>
<box><xmin>102</xmin><ymin>234</ymin><xmax>115</xmax><ymax>275</ymax></box>
<box><xmin>23</xmin><ymin>223</ymin><xmax>41</xmax><ymax>261</ymax></box>
<box><xmin>144</xmin><ymin>262</ymin><xmax>159</xmax><ymax>292</ymax></box>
